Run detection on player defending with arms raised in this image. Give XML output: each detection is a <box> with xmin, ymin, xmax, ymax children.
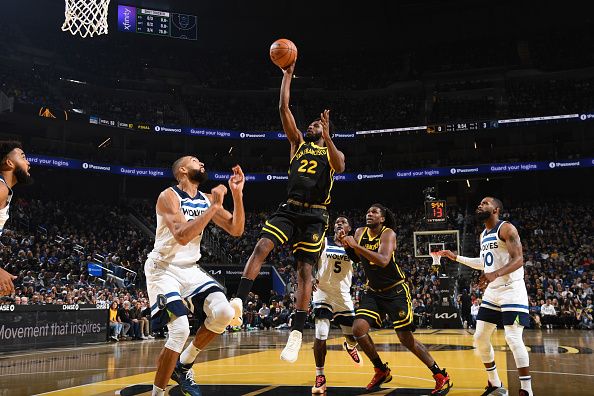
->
<box><xmin>230</xmin><ymin>58</ymin><xmax>346</xmax><ymax>363</ymax></box>
<box><xmin>340</xmin><ymin>204</ymin><xmax>452</xmax><ymax>394</ymax></box>
<box><xmin>0</xmin><ymin>141</ymin><xmax>32</xmax><ymax>296</ymax></box>
<box><xmin>311</xmin><ymin>216</ymin><xmax>361</xmax><ymax>394</ymax></box>
<box><xmin>147</xmin><ymin>157</ymin><xmax>245</xmax><ymax>396</ymax></box>
<box><xmin>438</xmin><ymin>197</ymin><xmax>532</xmax><ymax>396</ymax></box>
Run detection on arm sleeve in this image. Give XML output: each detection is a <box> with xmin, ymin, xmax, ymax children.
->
<box><xmin>455</xmin><ymin>255</ymin><xmax>484</xmax><ymax>270</ymax></box>
<box><xmin>344</xmin><ymin>246</ymin><xmax>360</xmax><ymax>263</ymax></box>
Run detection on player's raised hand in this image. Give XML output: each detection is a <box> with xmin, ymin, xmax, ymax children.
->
<box><xmin>282</xmin><ymin>61</ymin><xmax>296</xmax><ymax>75</ymax></box>
<box><xmin>320</xmin><ymin>109</ymin><xmax>331</xmax><ymax>141</ymax></box>
<box><xmin>0</xmin><ymin>268</ymin><xmax>16</xmax><ymax>296</ymax></box>
<box><xmin>437</xmin><ymin>250</ymin><xmax>457</xmax><ymax>261</ymax></box>
<box><xmin>228</xmin><ymin>165</ymin><xmax>245</xmax><ymax>194</ymax></box>
<box><xmin>341</xmin><ymin>235</ymin><xmax>357</xmax><ymax>249</ymax></box>
<box><xmin>210</xmin><ymin>184</ymin><xmax>228</xmax><ymax>208</ymax></box>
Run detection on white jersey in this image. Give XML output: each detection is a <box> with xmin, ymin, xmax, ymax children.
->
<box><xmin>0</xmin><ymin>176</ymin><xmax>13</xmax><ymax>235</ymax></box>
<box><xmin>316</xmin><ymin>237</ymin><xmax>353</xmax><ymax>295</ymax></box>
<box><xmin>148</xmin><ymin>186</ymin><xmax>210</xmax><ymax>267</ymax></box>
<box><xmin>480</xmin><ymin>220</ymin><xmax>524</xmax><ymax>289</ymax></box>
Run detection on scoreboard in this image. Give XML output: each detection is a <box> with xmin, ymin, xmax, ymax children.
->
<box><xmin>117</xmin><ymin>5</ymin><xmax>197</xmax><ymax>40</ymax></box>
<box><xmin>425</xmin><ymin>200</ymin><xmax>447</xmax><ymax>223</ymax></box>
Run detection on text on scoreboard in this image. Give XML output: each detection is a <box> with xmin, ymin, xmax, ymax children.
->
<box><xmin>117</xmin><ymin>4</ymin><xmax>197</xmax><ymax>40</ymax></box>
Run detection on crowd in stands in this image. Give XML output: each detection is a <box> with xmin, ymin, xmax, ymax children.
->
<box><xmin>0</xmin><ymin>195</ymin><xmax>592</xmax><ymax>333</ymax></box>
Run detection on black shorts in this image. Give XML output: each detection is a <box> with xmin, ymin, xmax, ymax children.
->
<box><xmin>259</xmin><ymin>202</ymin><xmax>329</xmax><ymax>265</ymax></box>
<box><xmin>355</xmin><ymin>283</ymin><xmax>415</xmax><ymax>332</ymax></box>
<box><xmin>313</xmin><ymin>306</ymin><xmax>355</xmax><ymax>327</ymax></box>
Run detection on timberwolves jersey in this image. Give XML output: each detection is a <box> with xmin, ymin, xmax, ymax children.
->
<box><xmin>316</xmin><ymin>237</ymin><xmax>353</xmax><ymax>294</ymax></box>
<box><xmin>148</xmin><ymin>186</ymin><xmax>210</xmax><ymax>267</ymax></box>
<box><xmin>357</xmin><ymin>226</ymin><xmax>405</xmax><ymax>291</ymax></box>
<box><xmin>480</xmin><ymin>220</ymin><xmax>524</xmax><ymax>288</ymax></box>
<box><xmin>0</xmin><ymin>176</ymin><xmax>13</xmax><ymax>235</ymax></box>
<box><xmin>287</xmin><ymin>142</ymin><xmax>334</xmax><ymax>205</ymax></box>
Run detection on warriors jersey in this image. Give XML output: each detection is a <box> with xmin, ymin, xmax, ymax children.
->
<box><xmin>357</xmin><ymin>226</ymin><xmax>405</xmax><ymax>291</ymax></box>
<box><xmin>287</xmin><ymin>141</ymin><xmax>334</xmax><ymax>205</ymax></box>
<box><xmin>148</xmin><ymin>186</ymin><xmax>210</xmax><ymax>267</ymax></box>
<box><xmin>316</xmin><ymin>237</ymin><xmax>353</xmax><ymax>294</ymax></box>
<box><xmin>480</xmin><ymin>220</ymin><xmax>524</xmax><ymax>288</ymax></box>
<box><xmin>0</xmin><ymin>176</ymin><xmax>13</xmax><ymax>236</ymax></box>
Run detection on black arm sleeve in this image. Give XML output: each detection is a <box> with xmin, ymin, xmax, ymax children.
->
<box><xmin>344</xmin><ymin>246</ymin><xmax>360</xmax><ymax>263</ymax></box>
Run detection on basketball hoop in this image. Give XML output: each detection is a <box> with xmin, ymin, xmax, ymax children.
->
<box><xmin>430</xmin><ymin>251</ymin><xmax>441</xmax><ymax>273</ymax></box>
<box><xmin>61</xmin><ymin>0</ymin><xmax>111</xmax><ymax>38</ymax></box>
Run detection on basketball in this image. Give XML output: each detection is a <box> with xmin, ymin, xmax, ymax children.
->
<box><xmin>269</xmin><ymin>38</ymin><xmax>297</xmax><ymax>69</ymax></box>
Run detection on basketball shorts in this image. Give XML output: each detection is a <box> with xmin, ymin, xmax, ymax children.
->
<box><xmin>259</xmin><ymin>201</ymin><xmax>329</xmax><ymax>265</ymax></box>
<box><xmin>477</xmin><ymin>279</ymin><xmax>530</xmax><ymax>327</ymax></box>
<box><xmin>312</xmin><ymin>287</ymin><xmax>356</xmax><ymax>327</ymax></box>
<box><xmin>355</xmin><ymin>283</ymin><xmax>415</xmax><ymax>331</ymax></box>
<box><xmin>145</xmin><ymin>257</ymin><xmax>224</xmax><ymax>329</ymax></box>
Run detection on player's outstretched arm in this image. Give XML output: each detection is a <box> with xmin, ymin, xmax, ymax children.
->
<box><xmin>278</xmin><ymin>61</ymin><xmax>304</xmax><ymax>158</ymax></box>
<box><xmin>210</xmin><ymin>165</ymin><xmax>245</xmax><ymax>237</ymax></box>
<box><xmin>480</xmin><ymin>223</ymin><xmax>524</xmax><ymax>287</ymax></box>
<box><xmin>320</xmin><ymin>109</ymin><xmax>345</xmax><ymax>173</ymax></box>
<box><xmin>438</xmin><ymin>250</ymin><xmax>483</xmax><ymax>270</ymax></box>
<box><xmin>157</xmin><ymin>186</ymin><xmax>225</xmax><ymax>246</ymax></box>
<box><xmin>342</xmin><ymin>228</ymin><xmax>395</xmax><ymax>268</ymax></box>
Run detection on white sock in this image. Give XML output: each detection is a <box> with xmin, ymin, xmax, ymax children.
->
<box><xmin>316</xmin><ymin>367</ymin><xmax>324</xmax><ymax>376</ymax></box>
<box><xmin>152</xmin><ymin>384</ymin><xmax>165</xmax><ymax>396</ymax></box>
<box><xmin>486</xmin><ymin>365</ymin><xmax>502</xmax><ymax>387</ymax></box>
<box><xmin>180</xmin><ymin>343</ymin><xmax>201</xmax><ymax>365</ymax></box>
<box><xmin>520</xmin><ymin>375</ymin><xmax>532</xmax><ymax>395</ymax></box>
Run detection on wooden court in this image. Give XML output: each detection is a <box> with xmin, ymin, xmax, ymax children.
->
<box><xmin>1</xmin><ymin>329</ymin><xmax>592</xmax><ymax>395</ymax></box>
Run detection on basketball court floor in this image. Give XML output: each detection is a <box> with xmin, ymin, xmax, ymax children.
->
<box><xmin>2</xmin><ymin>329</ymin><xmax>592</xmax><ymax>395</ymax></box>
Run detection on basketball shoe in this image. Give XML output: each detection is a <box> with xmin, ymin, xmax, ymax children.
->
<box><xmin>343</xmin><ymin>341</ymin><xmax>362</xmax><ymax>366</ymax></box>
<box><xmin>280</xmin><ymin>330</ymin><xmax>302</xmax><ymax>362</ymax></box>
<box><xmin>431</xmin><ymin>369</ymin><xmax>453</xmax><ymax>395</ymax></box>
<box><xmin>480</xmin><ymin>381</ymin><xmax>508</xmax><ymax>395</ymax></box>
<box><xmin>365</xmin><ymin>363</ymin><xmax>392</xmax><ymax>392</ymax></box>
<box><xmin>311</xmin><ymin>374</ymin><xmax>326</xmax><ymax>394</ymax></box>
<box><xmin>171</xmin><ymin>361</ymin><xmax>202</xmax><ymax>396</ymax></box>
<box><xmin>229</xmin><ymin>297</ymin><xmax>243</xmax><ymax>327</ymax></box>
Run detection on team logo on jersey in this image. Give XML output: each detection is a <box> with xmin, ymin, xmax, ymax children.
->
<box><xmin>312</xmin><ymin>234</ymin><xmax>319</xmax><ymax>242</ymax></box>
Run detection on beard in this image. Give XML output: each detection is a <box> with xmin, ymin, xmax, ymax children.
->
<box><xmin>476</xmin><ymin>210</ymin><xmax>491</xmax><ymax>221</ymax></box>
<box><xmin>14</xmin><ymin>167</ymin><xmax>33</xmax><ymax>185</ymax></box>
<box><xmin>188</xmin><ymin>168</ymin><xmax>208</xmax><ymax>184</ymax></box>
<box><xmin>303</xmin><ymin>132</ymin><xmax>322</xmax><ymax>142</ymax></box>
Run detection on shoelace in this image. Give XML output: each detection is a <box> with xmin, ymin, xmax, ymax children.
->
<box><xmin>185</xmin><ymin>369</ymin><xmax>198</xmax><ymax>386</ymax></box>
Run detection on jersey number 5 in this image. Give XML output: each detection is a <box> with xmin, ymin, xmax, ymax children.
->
<box><xmin>298</xmin><ymin>159</ymin><xmax>317</xmax><ymax>174</ymax></box>
<box><xmin>333</xmin><ymin>261</ymin><xmax>341</xmax><ymax>273</ymax></box>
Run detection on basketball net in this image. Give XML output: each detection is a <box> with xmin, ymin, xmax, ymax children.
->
<box><xmin>430</xmin><ymin>252</ymin><xmax>441</xmax><ymax>273</ymax></box>
<box><xmin>61</xmin><ymin>0</ymin><xmax>111</xmax><ymax>38</ymax></box>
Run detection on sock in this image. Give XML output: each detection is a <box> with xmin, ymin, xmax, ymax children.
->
<box><xmin>152</xmin><ymin>385</ymin><xmax>165</xmax><ymax>396</ymax></box>
<box><xmin>236</xmin><ymin>277</ymin><xmax>254</xmax><ymax>301</ymax></box>
<box><xmin>486</xmin><ymin>365</ymin><xmax>502</xmax><ymax>387</ymax></box>
<box><xmin>371</xmin><ymin>357</ymin><xmax>385</xmax><ymax>369</ymax></box>
<box><xmin>180</xmin><ymin>343</ymin><xmax>201</xmax><ymax>365</ymax></box>
<box><xmin>292</xmin><ymin>310</ymin><xmax>307</xmax><ymax>332</ymax></box>
<box><xmin>428</xmin><ymin>361</ymin><xmax>442</xmax><ymax>375</ymax></box>
<box><xmin>316</xmin><ymin>367</ymin><xmax>325</xmax><ymax>376</ymax></box>
<box><xmin>519</xmin><ymin>375</ymin><xmax>532</xmax><ymax>395</ymax></box>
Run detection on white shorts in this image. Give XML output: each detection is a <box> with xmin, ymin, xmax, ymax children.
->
<box><xmin>312</xmin><ymin>287</ymin><xmax>355</xmax><ymax>325</ymax></box>
<box><xmin>145</xmin><ymin>257</ymin><xmax>223</xmax><ymax>318</ymax></box>
<box><xmin>480</xmin><ymin>280</ymin><xmax>529</xmax><ymax>314</ymax></box>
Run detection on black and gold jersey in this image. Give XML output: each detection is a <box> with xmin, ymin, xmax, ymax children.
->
<box><xmin>357</xmin><ymin>226</ymin><xmax>405</xmax><ymax>291</ymax></box>
<box><xmin>287</xmin><ymin>141</ymin><xmax>335</xmax><ymax>205</ymax></box>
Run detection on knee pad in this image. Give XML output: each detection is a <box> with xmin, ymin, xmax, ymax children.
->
<box><xmin>165</xmin><ymin>315</ymin><xmax>190</xmax><ymax>353</ymax></box>
<box><xmin>315</xmin><ymin>318</ymin><xmax>330</xmax><ymax>340</ymax></box>
<box><xmin>504</xmin><ymin>324</ymin><xmax>529</xmax><ymax>368</ymax></box>
<box><xmin>473</xmin><ymin>320</ymin><xmax>497</xmax><ymax>363</ymax></box>
<box><xmin>204</xmin><ymin>292</ymin><xmax>235</xmax><ymax>334</ymax></box>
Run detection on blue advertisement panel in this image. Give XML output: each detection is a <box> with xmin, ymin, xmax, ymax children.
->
<box><xmin>27</xmin><ymin>154</ymin><xmax>594</xmax><ymax>181</ymax></box>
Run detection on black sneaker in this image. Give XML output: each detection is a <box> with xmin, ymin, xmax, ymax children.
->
<box><xmin>171</xmin><ymin>361</ymin><xmax>202</xmax><ymax>396</ymax></box>
<box><xmin>480</xmin><ymin>381</ymin><xmax>507</xmax><ymax>395</ymax></box>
